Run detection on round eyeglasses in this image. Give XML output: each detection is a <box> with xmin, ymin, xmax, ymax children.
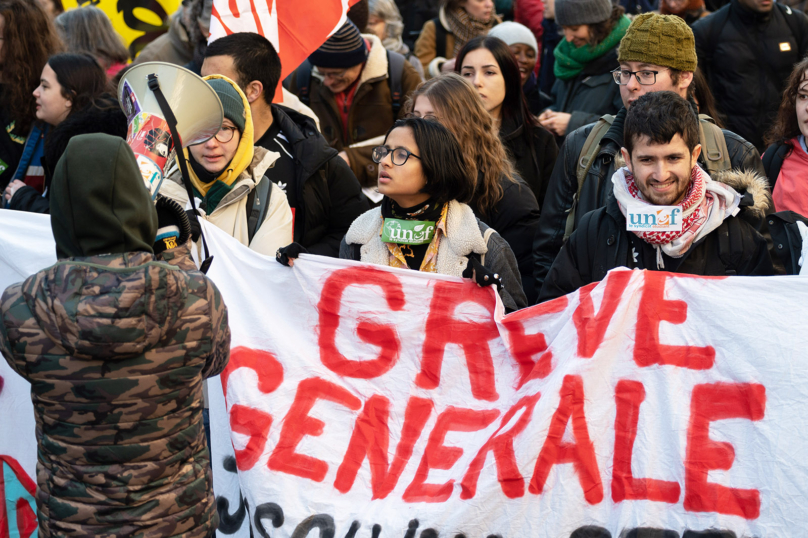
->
<box><xmin>372</xmin><ymin>145</ymin><xmax>421</xmax><ymax>166</ymax></box>
<box><xmin>611</xmin><ymin>68</ymin><xmax>667</xmax><ymax>86</ymax></box>
<box><xmin>214</xmin><ymin>126</ymin><xmax>238</xmax><ymax>143</ymax></box>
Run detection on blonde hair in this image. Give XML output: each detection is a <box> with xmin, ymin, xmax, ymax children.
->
<box><xmin>405</xmin><ymin>73</ymin><xmax>516</xmax><ymax>216</ymax></box>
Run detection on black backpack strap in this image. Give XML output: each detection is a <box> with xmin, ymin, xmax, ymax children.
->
<box><xmin>432</xmin><ymin>16</ymin><xmax>447</xmax><ymax>59</ymax></box>
<box><xmin>246</xmin><ymin>176</ymin><xmax>272</xmax><ymax>243</ymax></box>
<box><xmin>386</xmin><ymin>50</ymin><xmax>406</xmax><ymax>117</ymax></box>
<box><xmin>350</xmin><ymin>242</ymin><xmax>362</xmax><ymax>261</ymax></box>
<box><xmin>762</xmin><ymin>142</ymin><xmax>790</xmax><ymax>191</ymax></box>
<box><xmin>296</xmin><ymin>59</ymin><xmax>314</xmax><ymax>106</ymax></box>
<box><xmin>777</xmin><ymin>3</ymin><xmax>803</xmax><ymax>42</ymax></box>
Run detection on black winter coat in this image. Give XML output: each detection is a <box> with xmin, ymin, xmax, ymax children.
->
<box><xmin>258</xmin><ymin>105</ymin><xmax>368</xmax><ymax>257</ymax></box>
<box><xmin>539</xmin><ymin>191</ymin><xmax>774</xmax><ymax>302</ymax></box>
<box><xmin>470</xmin><ymin>175</ymin><xmax>541</xmax><ymax>303</ymax></box>
<box><xmin>532</xmin><ymin>106</ymin><xmax>767</xmax><ymax>299</ymax></box>
<box><xmin>499</xmin><ymin>117</ymin><xmax>558</xmax><ymax>209</ymax></box>
<box><xmin>9</xmin><ymin>97</ymin><xmax>128</xmax><ymax>214</ymax></box>
<box><xmin>547</xmin><ymin>46</ymin><xmax>623</xmax><ymax>138</ymax></box>
<box><xmin>692</xmin><ymin>0</ymin><xmax>808</xmax><ymax>150</ymax></box>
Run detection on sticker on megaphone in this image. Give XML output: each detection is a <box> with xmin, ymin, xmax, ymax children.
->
<box><xmin>127</xmin><ymin>111</ymin><xmax>172</xmax><ymax>199</ymax></box>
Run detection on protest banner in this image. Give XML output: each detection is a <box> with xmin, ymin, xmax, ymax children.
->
<box><xmin>3</xmin><ymin>211</ymin><xmax>808</xmax><ymax>537</ymax></box>
<box><xmin>61</xmin><ymin>0</ymin><xmax>182</xmax><ymax>58</ymax></box>
<box><xmin>208</xmin><ymin>0</ymin><xmax>361</xmax><ymax>102</ymax></box>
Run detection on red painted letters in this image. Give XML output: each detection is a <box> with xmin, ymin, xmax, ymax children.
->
<box><xmin>229</xmin><ymin>404</ymin><xmax>273</xmax><ymax>471</ymax></box>
<box><xmin>403</xmin><ymin>406</ymin><xmax>500</xmax><ymax>502</ymax></box>
<box><xmin>460</xmin><ymin>393</ymin><xmax>541</xmax><ymax>499</ymax></box>
<box><xmin>573</xmin><ymin>271</ymin><xmax>632</xmax><ymax>358</ymax></box>
<box><xmin>529</xmin><ymin>375</ymin><xmax>603</xmax><ymax>504</ymax></box>
<box><xmin>502</xmin><ymin>296</ymin><xmax>568</xmax><ymax>388</ymax></box>
<box><xmin>319</xmin><ymin>267</ymin><xmax>406</xmax><ymax>379</ymax></box>
<box><xmin>417</xmin><ymin>282</ymin><xmax>500</xmax><ymax>401</ymax></box>
<box><xmin>220</xmin><ymin>346</ymin><xmax>284</xmax><ymax>401</ymax></box>
<box><xmin>634</xmin><ymin>272</ymin><xmax>715</xmax><ymax>370</ymax></box>
<box><xmin>612</xmin><ymin>380</ymin><xmax>680</xmax><ymax>504</ymax></box>
<box><xmin>684</xmin><ymin>382</ymin><xmax>766</xmax><ymax>519</ymax></box>
<box><xmin>268</xmin><ymin>377</ymin><xmax>362</xmax><ymax>481</ymax></box>
<box><xmin>334</xmin><ymin>395</ymin><xmax>434</xmax><ymax>498</ymax></box>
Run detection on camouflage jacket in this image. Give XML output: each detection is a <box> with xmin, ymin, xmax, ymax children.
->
<box><xmin>0</xmin><ymin>245</ymin><xmax>230</xmax><ymax>537</ymax></box>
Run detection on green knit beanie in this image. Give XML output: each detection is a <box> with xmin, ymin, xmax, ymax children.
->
<box><xmin>618</xmin><ymin>13</ymin><xmax>697</xmax><ymax>72</ymax></box>
<box><xmin>207</xmin><ymin>78</ymin><xmax>247</xmax><ymax>133</ymax></box>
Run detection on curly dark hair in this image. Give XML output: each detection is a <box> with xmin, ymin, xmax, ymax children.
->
<box><xmin>764</xmin><ymin>57</ymin><xmax>808</xmax><ymax>149</ymax></box>
<box><xmin>588</xmin><ymin>5</ymin><xmax>625</xmax><ymax>46</ymax></box>
<box><xmin>0</xmin><ymin>0</ymin><xmax>61</xmax><ymax>132</ymax></box>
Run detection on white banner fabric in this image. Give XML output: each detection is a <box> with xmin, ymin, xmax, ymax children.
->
<box><xmin>2</xmin><ymin>211</ymin><xmax>808</xmax><ymax>538</ymax></box>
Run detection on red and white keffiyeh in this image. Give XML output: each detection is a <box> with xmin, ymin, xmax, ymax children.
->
<box><xmin>612</xmin><ymin>165</ymin><xmax>741</xmax><ymax>268</ymax></box>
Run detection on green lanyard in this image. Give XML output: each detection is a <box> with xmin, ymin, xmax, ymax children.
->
<box><xmin>381</xmin><ymin>218</ymin><xmax>437</xmax><ymax>245</ymax></box>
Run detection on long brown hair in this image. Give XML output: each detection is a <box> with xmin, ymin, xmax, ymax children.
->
<box><xmin>765</xmin><ymin>57</ymin><xmax>808</xmax><ymax>149</ymax></box>
<box><xmin>54</xmin><ymin>6</ymin><xmax>130</xmax><ymax>70</ymax></box>
<box><xmin>0</xmin><ymin>0</ymin><xmax>61</xmax><ymax>132</ymax></box>
<box><xmin>405</xmin><ymin>73</ymin><xmax>516</xmax><ymax>216</ymax></box>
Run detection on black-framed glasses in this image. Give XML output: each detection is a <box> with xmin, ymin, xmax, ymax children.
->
<box><xmin>404</xmin><ymin>111</ymin><xmax>440</xmax><ymax>122</ymax></box>
<box><xmin>372</xmin><ymin>145</ymin><xmax>421</xmax><ymax>166</ymax></box>
<box><xmin>214</xmin><ymin>126</ymin><xmax>238</xmax><ymax>143</ymax></box>
<box><xmin>611</xmin><ymin>68</ymin><xmax>665</xmax><ymax>86</ymax></box>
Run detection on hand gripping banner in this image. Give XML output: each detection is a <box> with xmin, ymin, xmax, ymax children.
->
<box><xmin>2</xmin><ymin>212</ymin><xmax>808</xmax><ymax>537</ymax></box>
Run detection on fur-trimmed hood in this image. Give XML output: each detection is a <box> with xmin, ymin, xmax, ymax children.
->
<box><xmin>345</xmin><ymin>200</ymin><xmax>487</xmax><ymax>276</ymax></box>
<box><xmin>613</xmin><ymin>153</ymin><xmax>771</xmax><ymax>219</ymax></box>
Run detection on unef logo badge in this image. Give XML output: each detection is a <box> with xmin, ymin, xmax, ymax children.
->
<box><xmin>626</xmin><ymin>205</ymin><xmax>683</xmax><ymax>232</ymax></box>
<box><xmin>0</xmin><ymin>455</ymin><xmax>37</xmax><ymax>538</ymax></box>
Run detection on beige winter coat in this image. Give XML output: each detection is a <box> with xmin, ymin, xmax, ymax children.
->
<box><xmin>161</xmin><ymin>146</ymin><xmax>294</xmax><ymax>257</ymax></box>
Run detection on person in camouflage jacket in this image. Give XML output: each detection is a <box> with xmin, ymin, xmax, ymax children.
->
<box><xmin>0</xmin><ymin>134</ymin><xmax>231</xmax><ymax>538</ymax></box>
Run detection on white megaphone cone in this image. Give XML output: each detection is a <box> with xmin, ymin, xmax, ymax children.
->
<box><xmin>118</xmin><ymin>62</ymin><xmax>224</xmax><ymax>198</ymax></box>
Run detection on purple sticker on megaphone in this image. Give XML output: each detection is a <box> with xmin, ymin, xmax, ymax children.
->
<box><xmin>121</xmin><ymin>81</ymin><xmax>141</xmax><ymax>124</ymax></box>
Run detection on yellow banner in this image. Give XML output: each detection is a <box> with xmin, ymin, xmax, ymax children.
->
<box><xmin>62</xmin><ymin>0</ymin><xmax>182</xmax><ymax>57</ymax></box>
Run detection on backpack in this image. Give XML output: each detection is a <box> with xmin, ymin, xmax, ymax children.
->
<box><xmin>245</xmin><ymin>176</ymin><xmax>272</xmax><ymax>243</ymax></box>
<box><xmin>295</xmin><ymin>50</ymin><xmax>407</xmax><ymax>116</ymax></box>
<box><xmin>762</xmin><ymin>141</ymin><xmax>791</xmax><ymax>191</ymax></box>
<box><xmin>565</xmin><ymin>114</ymin><xmax>732</xmax><ymax>241</ymax></box>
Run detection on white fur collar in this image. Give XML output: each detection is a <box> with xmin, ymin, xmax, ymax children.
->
<box><xmin>345</xmin><ymin>200</ymin><xmax>487</xmax><ymax>277</ymax></box>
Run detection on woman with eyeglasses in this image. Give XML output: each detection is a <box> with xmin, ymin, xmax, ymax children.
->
<box><xmin>160</xmin><ymin>75</ymin><xmax>293</xmax><ymax>256</ymax></box>
<box><xmin>407</xmin><ymin>73</ymin><xmax>541</xmax><ymax>303</ymax></box>
<box><xmin>536</xmin><ymin>0</ymin><xmax>629</xmax><ymax>139</ymax></box>
<box><xmin>338</xmin><ymin>117</ymin><xmax>528</xmax><ymax>312</ymax></box>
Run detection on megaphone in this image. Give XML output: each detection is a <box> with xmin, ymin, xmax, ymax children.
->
<box><xmin>118</xmin><ymin>62</ymin><xmax>224</xmax><ymax>198</ymax></box>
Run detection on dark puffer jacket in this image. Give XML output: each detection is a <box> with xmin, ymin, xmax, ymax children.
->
<box><xmin>499</xmin><ymin>116</ymin><xmax>558</xmax><ymax>210</ymax></box>
<box><xmin>539</xmin><ymin>169</ymin><xmax>775</xmax><ymax>301</ymax></box>
<box><xmin>692</xmin><ymin>0</ymin><xmax>808</xmax><ymax>149</ymax></box>
<box><xmin>9</xmin><ymin>97</ymin><xmax>128</xmax><ymax>214</ymax></box>
<box><xmin>0</xmin><ymin>134</ymin><xmax>230</xmax><ymax>537</ymax></box>
<box><xmin>471</xmin><ymin>175</ymin><xmax>541</xmax><ymax>303</ymax></box>
<box><xmin>547</xmin><ymin>46</ymin><xmax>623</xmax><ymax>137</ymax></box>
<box><xmin>262</xmin><ymin>105</ymin><xmax>368</xmax><ymax>257</ymax></box>
<box><xmin>532</xmin><ymin>106</ymin><xmax>767</xmax><ymax>299</ymax></box>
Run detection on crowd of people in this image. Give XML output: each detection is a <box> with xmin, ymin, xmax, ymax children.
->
<box><xmin>2</xmin><ymin>0</ymin><xmax>808</xmax><ymax>534</ymax></box>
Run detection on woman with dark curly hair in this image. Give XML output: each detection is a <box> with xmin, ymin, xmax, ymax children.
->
<box><xmin>763</xmin><ymin>57</ymin><xmax>808</xmax><ymax>217</ymax></box>
<box><xmin>0</xmin><ymin>0</ymin><xmax>61</xmax><ymax>191</ymax></box>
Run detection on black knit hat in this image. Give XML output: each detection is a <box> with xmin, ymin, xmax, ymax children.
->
<box><xmin>309</xmin><ymin>20</ymin><xmax>368</xmax><ymax>68</ymax></box>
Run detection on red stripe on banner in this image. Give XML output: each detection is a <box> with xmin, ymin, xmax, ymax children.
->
<box><xmin>573</xmin><ymin>270</ymin><xmax>632</xmax><ymax>359</ymax></box>
<box><xmin>212</xmin><ymin>4</ymin><xmax>235</xmax><ymax>36</ymax></box>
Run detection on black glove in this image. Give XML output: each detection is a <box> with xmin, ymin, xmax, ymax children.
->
<box><xmin>186</xmin><ymin>209</ymin><xmax>202</xmax><ymax>242</ymax></box>
<box><xmin>275</xmin><ymin>242</ymin><xmax>308</xmax><ymax>266</ymax></box>
<box><xmin>462</xmin><ymin>256</ymin><xmax>502</xmax><ymax>290</ymax></box>
<box><xmin>154</xmin><ymin>195</ymin><xmax>192</xmax><ymax>255</ymax></box>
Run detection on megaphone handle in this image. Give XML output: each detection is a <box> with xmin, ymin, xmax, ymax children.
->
<box><xmin>147</xmin><ymin>74</ymin><xmax>214</xmax><ymax>273</ymax></box>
